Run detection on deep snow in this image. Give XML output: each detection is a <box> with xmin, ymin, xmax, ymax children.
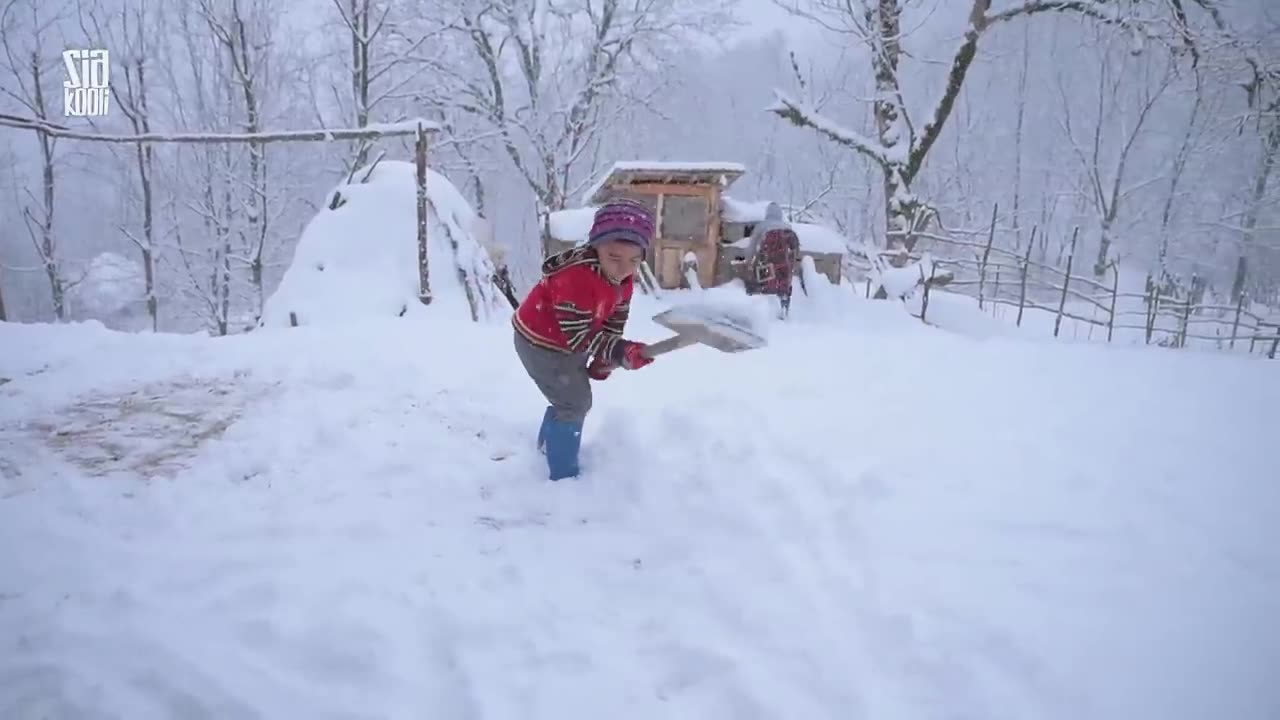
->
<box><xmin>2</xmin><ymin>286</ymin><xmax>1278</xmax><ymax>720</ymax></box>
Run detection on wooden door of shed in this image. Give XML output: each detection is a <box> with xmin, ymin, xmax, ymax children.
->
<box><xmin>645</xmin><ymin>184</ymin><xmax>719</xmax><ymax>289</ymax></box>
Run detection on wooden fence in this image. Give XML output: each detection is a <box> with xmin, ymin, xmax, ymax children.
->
<box><xmin>863</xmin><ymin>208</ymin><xmax>1280</xmax><ymax>360</ymax></box>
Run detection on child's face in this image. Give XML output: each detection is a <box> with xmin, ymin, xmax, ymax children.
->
<box><xmin>597</xmin><ymin>240</ymin><xmax>644</xmax><ymax>282</ymax></box>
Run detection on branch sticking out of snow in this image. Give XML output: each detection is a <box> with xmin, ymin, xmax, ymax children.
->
<box><xmin>766</xmin><ymin>91</ymin><xmax>904</xmax><ymax>168</ymax></box>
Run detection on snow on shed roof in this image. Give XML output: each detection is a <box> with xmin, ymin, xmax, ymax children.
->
<box><xmin>581</xmin><ymin>160</ymin><xmax>747</xmax><ymax>205</ymax></box>
<box><xmin>548</xmin><ymin>190</ymin><xmax>848</xmax><ymax>255</ymax></box>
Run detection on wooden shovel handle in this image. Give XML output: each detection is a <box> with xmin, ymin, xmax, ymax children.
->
<box><xmin>641</xmin><ymin>333</ymin><xmax>698</xmax><ymax>359</ymax></box>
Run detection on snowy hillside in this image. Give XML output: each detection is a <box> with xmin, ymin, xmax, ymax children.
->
<box><xmin>2</xmin><ymin>286</ymin><xmax>1278</xmax><ymax>719</ymax></box>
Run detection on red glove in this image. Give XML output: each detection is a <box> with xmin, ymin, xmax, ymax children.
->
<box><xmin>621</xmin><ymin>341</ymin><xmax>653</xmax><ymax>370</ymax></box>
<box><xmin>587</xmin><ymin>356</ymin><xmax>613</xmax><ymax>381</ymax></box>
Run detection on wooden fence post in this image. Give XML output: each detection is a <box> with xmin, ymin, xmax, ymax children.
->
<box><xmin>1178</xmin><ymin>274</ymin><xmax>1195</xmax><ymax>348</ymax></box>
<box><xmin>977</xmin><ymin>203</ymin><xmax>997</xmax><ymax>310</ymax></box>
<box><xmin>415</xmin><ymin>123</ymin><xmax>432</xmax><ymax>306</ymax></box>
<box><xmin>1229</xmin><ymin>293</ymin><xmax>1245</xmax><ymax>349</ymax></box>
<box><xmin>1054</xmin><ymin>227</ymin><xmax>1078</xmax><ymax>338</ymax></box>
<box><xmin>920</xmin><ymin>262</ymin><xmax>936</xmax><ymax>324</ymax></box>
<box><xmin>1107</xmin><ymin>262</ymin><xmax>1119</xmax><ymax>342</ymax></box>
<box><xmin>1144</xmin><ymin>274</ymin><xmax>1159</xmax><ymax>345</ymax></box>
<box><xmin>1017</xmin><ymin>226</ymin><xmax>1035</xmax><ymax>328</ymax></box>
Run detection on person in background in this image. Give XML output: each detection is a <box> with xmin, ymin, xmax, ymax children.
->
<box><xmin>512</xmin><ymin>198</ymin><xmax>657</xmax><ymax>481</ymax></box>
<box><xmin>745</xmin><ymin>202</ymin><xmax>801</xmax><ymax>319</ymax></box>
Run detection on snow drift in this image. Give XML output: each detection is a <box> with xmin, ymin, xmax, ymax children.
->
<box><xmin>259</xmin><ymin>161</ymin><xmax>507</xmax><ymax>328</ymax></box>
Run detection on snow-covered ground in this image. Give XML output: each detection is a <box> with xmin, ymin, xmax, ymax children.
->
<box><xmin>2</xmin><ymin>283</ymin><xmax>1277</xmax><ymax>720</ymax></box>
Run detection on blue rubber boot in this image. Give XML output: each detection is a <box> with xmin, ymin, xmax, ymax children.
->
<box><xmin>543</xmin><ymin>417</ymin><xmax>583</xmax><ymax>481</ymax></box>
<box><xmin>535</xmin><ymin>406</ymin><xmax>554</xmax><ymax>454</ymax></box>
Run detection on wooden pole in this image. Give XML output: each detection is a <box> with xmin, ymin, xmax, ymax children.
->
<box><xmin>1145</xmin><ymin>273</ymin><xmax>1159</xmax><ymax>345</ymax></box>
<box><xmin>415</xmin><ymin>123</ymin><xmax>432</xmax><ymax>306</ymax></box>
<box><xmin>1179</xmin><ymin>275</ymin><xmax>1195</xmax><ymax>348</ymax></box>
<box><xmin>0</xmin><ymin>278</ymin><xmax>6</xmax><ymax>322</ymax></box>
<box><xmin>920</xmin><ymin>263</ymin><xmax>936</xmax><ymax>324</ymax></box>
<box><xmin>1229</xmin><ymin>292</ymin><xmax>1245</xmax><ymax>349</ymax></box>
<box><xmin>1054</xmin><ymin>227</ymin><xmax>1078</xmax><ymax>338</ymax></box>
<box><xmin>1107</xmin><ymin>262</ymin><xmax>1119</xmax><ymax>343</ymax></box>
<box><xmin>977</xmin><ymin>203</ymin><xmax>998</xmax><ymax>310</ymax></box>
<box><xmin>0</xmin><ymin>112</ymin><xmax>437</xmax><ymax>144</ymax></box>
<box><xmin>1017</xmin><ymin>225</ymin><xmax>1035</xmax><ymax>328</ymax></box>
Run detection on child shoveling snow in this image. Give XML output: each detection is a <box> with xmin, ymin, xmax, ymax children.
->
<box><xmin>512</xmin><ymin>198</ymin><xmax>658</xmax><ymax>481</ymax></box>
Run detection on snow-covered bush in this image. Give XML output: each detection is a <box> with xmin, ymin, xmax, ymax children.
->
<box><xmin>67</xmin><ymin>252</ymin><xmax>148</xmax><ymax>330</ymax></box>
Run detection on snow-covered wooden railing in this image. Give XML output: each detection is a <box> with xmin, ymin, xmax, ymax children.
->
<box><xmin>0</xmin><ymin>113</ymin><xmax>446</xmax><ymax>313</ymax></box>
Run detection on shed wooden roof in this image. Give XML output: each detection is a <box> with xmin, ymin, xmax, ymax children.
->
<box><xmin>582</xmin><ymin>161</ymin><xmax>747</xmax><ymax>205</ymax></box>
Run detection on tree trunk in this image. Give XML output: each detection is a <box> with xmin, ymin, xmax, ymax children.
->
<box><xmin>871</xmin><ymin>0</ymin><xmax>916</xmax><ymax>253</ymax></box>
<box><xmin>30</xmin><ymin>52</ymin><xmax>64</xmax><ymax>321</ymax></box>
<box><xmin>1231</xmin><ymin>117</ymin><xmax>1279</xmax><ymax>302</ymax></box>
<box><xmin>1156</xmin><ymin>78</ymin><xmax>1203</xmax><ymax>283</ymax></box>
<box><xmin>1012</xmin><ymin>20</ymin><xmax>1029</xmax><ymax>245</ymax></box>
<box><xmin>219</xmin><ymin>144</ymin><xmax>233</xmax><ymax>335</ymax></box>
<box><xmin>138</xmin><ymin>139</ymin><xmax>157</xmax><ymax>331</ymax></box>
<box><xmin>230</xmin><ymin>0</ymin><xmax>268</xmax><ymax>322</ymax></box>
<box><xmin>1093</xmin><ymin>219</ymin><xmax>1113</xmax><ymax>278</ymax></box>
<box><xmin>350</xmin><ymin>0</ymin><xmax>370</xmax><ymax>168</ymax></box>
<box><xmin>129</xmin><ymin>58</ymin><xmax>159</xmax><ymax>332</ymax></box>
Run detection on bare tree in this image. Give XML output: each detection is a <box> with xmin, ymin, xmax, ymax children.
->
<box><xmin>1057</xmin><ymin>38</ymin><xmax>1175</xmax><ymax>277</ymax></box>
<box><xmin>165</xmin><ymin>0</ymin><xmax>236</xmax><ymax>335</ymax></box>
<box><xmin>1011</xmin><ymin>20</ymin><xmax>1031</xmax><ymax>247</ymax></box>
<box><xmin>1230</xmin><ymin>83</ymin><xmax>1279</xmax><ymax>302</ymax></box>
<box><xmin>1</xmin><ymin>0</ymin><xmax>74</xmax><ymax>320</ymax></box>
<box><xmin>81</xmin><ymin>0</ymin><xmax>161</xmax><ymax>330</ymax></box>
<box><xmin>198</xmin><ymin>0</ymin><xmax>274</xmax><ymax>321</ymax></box>
<box><xmin>431</xmin><ymin>0</ymin><xmax>736</xmax><ymax>212</ymax></box>
<box><xmin>769</xmin><ymin>0</ymin><xmax>1192</xmax><ymax>267</ymax></box>
<box><xmin>324</xmin><ymin>0</ymin><xmax>449</xmax><ymax>168</ymax></box>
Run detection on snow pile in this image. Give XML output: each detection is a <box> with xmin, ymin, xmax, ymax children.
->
<box><xmin>68</xmin><ymin>252</ymin><xmax>146</xmax><ymax>326</ymax></box>
<box><xmin>260</xmin><ymin>161</ymin><xmax>506</xmax><ymax>328</ymax></box>
<box><xmin>720</xmin><ymin>195</ymin><xmax>773</xmax><ymax>223</ymax></box>
<box><xmin>547</xmin><ymin>205</ymin><xmax>598</xmax><ymax>246</ymax></box>
<box><xmin>2</xmin><ymin>302</ymin><xmax>1278</xmax><ymax>719</ymax></box>
<box><xmin>722</xmin><ymin>196</ymin><xmax>848</xmax><ymax>255</ymax></box>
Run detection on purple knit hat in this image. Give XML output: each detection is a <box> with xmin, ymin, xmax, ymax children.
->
<box><xmin>588</xmin><ymin>198</ymin><xmax>655</xmax><ymax>252</ymax></box>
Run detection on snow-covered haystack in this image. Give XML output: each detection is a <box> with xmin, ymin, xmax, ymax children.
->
<box><xmin>67</xmin><ymin>251</ymin><xmax>148</xmax><ymax>329</ymax></box>
<box><xmin>260</xmin><ymin>161</ymin><xmax>508</xmax><ymax>329</ymax></box>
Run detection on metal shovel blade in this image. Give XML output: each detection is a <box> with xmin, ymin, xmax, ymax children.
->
<box><xmin>650</xmin><ymin>305</ymin><xmax>768</xmax><ymax>354</ymax></box>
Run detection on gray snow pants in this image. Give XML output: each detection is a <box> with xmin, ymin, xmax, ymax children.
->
<box><xmin>513</xmin><ymin>328</ymin><xmax>593</xmax><ymax>423</ymax></box>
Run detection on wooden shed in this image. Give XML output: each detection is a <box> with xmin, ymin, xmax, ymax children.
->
<box><xmin>544</xmin><ymin>161</ymin><xmax>846</xmax><ymax>290</ymax></box>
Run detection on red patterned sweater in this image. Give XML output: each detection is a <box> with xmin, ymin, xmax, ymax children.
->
<box><xmin>513</xmin><ymin>246</ymin><xmax>633</xmax><ymax>364</ymax></box>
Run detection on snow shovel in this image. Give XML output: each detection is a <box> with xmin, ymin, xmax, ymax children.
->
<box><xmin>639</xmin><ymin>304</ymin><xmax>768</xmax><ymax>359</ymax></box>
